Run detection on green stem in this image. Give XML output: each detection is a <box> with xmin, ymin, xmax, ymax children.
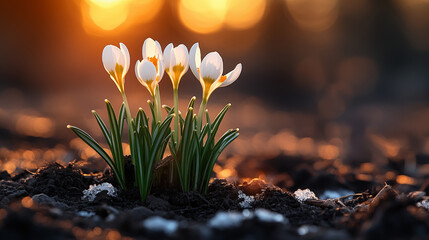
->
<box><xmin>121</xmin><ymin>92</ymin><xmax>132</xmax><ymax>125</ymax></box>
<box><xmin>173</xmin><ymin>88</ymin><xmax>179</xmax><ymax>144</ymax></box>
<box><xmin>121</xmin><ymin>91</ymin><xmax>135</xmax><ymax>167</ymax></box>
<box><xmin>197</xmin><ymin>97</ymin><xmax>208</xmax><ymax>132</ymax></box>
<box><xmin>154</xmin><ymin>85</ymin><xmax>162</xmax><ymax>123</ymax></box>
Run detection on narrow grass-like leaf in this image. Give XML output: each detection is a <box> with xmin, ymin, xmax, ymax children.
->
<box><xmin>106</xmin><ymin>100</ymin><xmax>124</xmax><ymax>175</ymax></box>
<box><xmin>118</xmin><ymin>103</ymin><xmax>126</xmax><ymax>136</ymax></box>
<box><xmin>92</xmin><ymin>111</ymin><xmax>112</xmax><ymax>148</ymax></box>
<box><xmin>67</xmin><ymin>125</ymin><xmax>122</xmax><ymax>182</ymax></box>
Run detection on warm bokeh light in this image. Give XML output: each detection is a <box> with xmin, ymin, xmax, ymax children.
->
<box><xmin>178</xmin><ymin>0</ymin><xmax>227</xmax><ymax>34</ymax></box>
<box><xmin>90</xmin><ymin>0</ymin><xmax>127</xmax><ymax>8</ymax></box>
<box><xmin>317</xmin><ymin>143</ymin><xmax>339</xmax><ymax>160</ymax></box>
<box><xmin>15</xmin><ymin>115</ymin><xmax>54</xmax><ymax>138</ymax></box>
<box><xmin>80</xmin><ymin>0</ymin><xmax>163</xmax><ymax>34</ymax></box>
<box><xmin>21</xmin><ymin>196</ymin><xmax>34</xmax><ymax>208</ymax></box>
<box><xmin>88</xmin><ymin>1</ymin><xmax>129</xmax><ymax>30</ymax></box>
<box><xmin>178</xmin><ymin>0</ymin><xmax>266</xmax><ymax>34</ymax></box>
<box><xmin>223</xmin><ymin>0</ymin><xmax>266</xmax><ymax>30</ymax></box>
<box><xmin>285</xmin><ymin>0</ymin><xmax>338</xmax><ymax>32</ymax></box>
<box><xmin>371</xmin><ymin>134</ymin><xmax>401</xmax><ymax>158</ymax></box>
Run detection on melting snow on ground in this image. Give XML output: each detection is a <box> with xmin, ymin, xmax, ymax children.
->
<box><xmin>417</xmin><ymin>199</ymin><xmax>429</xmax><ymax>210</ymax></box>
<box><xmin>238</xmin><ymin>190</ymin><xmax>255</xmax><ymax>208</ymax></box>
<box><xmin>142</xmin><ymin>216</ymin><xmax>179</xmax><ymax>235</ymax></box>
<box><xmin>82</xmin><ymin>182</ymin><xmax>118</xmax><ymax>202</ymax></box>
<box><xmin>294</xmin><ymin>189</ymin><xmax>318</xmax><ymax>203</ymax></box>
<box><xmin>319</xmin><ymin>189</ymin><xmax>355</xmax><ymax>200</ymax></box>
<box><xmin>209</xmin><ymin>209</ymin><xmax>287</xmax><ymax>229</ymax></box>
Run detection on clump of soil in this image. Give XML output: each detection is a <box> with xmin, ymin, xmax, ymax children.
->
<box><xmin>0</xmin><ymin>156</ymin><xmax>429</xmax><ymax>239</ymax></box>
<box><xmin>26</xmin><ymin>163</ymin><xmax>96</xmax><ymax>200</ymax></box>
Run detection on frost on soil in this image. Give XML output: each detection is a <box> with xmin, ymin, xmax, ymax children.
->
<box><xmin>142</xmin><ymin>216</ymin><xmax>179</xmax><ymax>235</ymax></box>
<box><xmin>238</xmin><ymin>190</ymin><xmax>255</xmax><ymax>208</ymax></box>
<box><xmin>82</xmin><ymin>182</ymin><xmax>118</xmax><ymax>202</ymax></box>
<box><xmin>417</xmin><ymin>199</ymin><xmax>429</xmax><ymax>210</ymax></box>
<box><xmin>208</xmin><ymin>209</ymin><xmax>286</xmax><ymax>229</ymax></box>
<box><xmin>319</xmin><ymin>189</ymin><xmax>354</xmax><ymax>200</ymax></box>
<box><xmin>294</xmin><ymin>189</ymin><xmax>318</xmax><ymax>203</ymax></box>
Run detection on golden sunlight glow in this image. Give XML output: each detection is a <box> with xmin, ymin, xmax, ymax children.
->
<box><xmin>89</xmin><ymin>2</ymin><xmax>129</xmax><ymax>30</ymax></box>
<box><xmin>285</xmin><ymin>0</ymin><xmax>339</xmax><ymax>32</ymax></box>
<box><xmin>80</xmin><ymin>0</ymin><xmax>163</xmax><ymax>34</ymax></box>
<box><xmin>178</xmin><ymin>0</ymin><xmax>266</xmax><ymax>34</ymax></box>
<box><xmin>15</xmin><ymin>115</ymin><xmax>54</xmax><ymax>138</ymax></box>
<box><xmin>224</xmin><ymin>0</ymin><xmax>266</xmax><ymax>30</ymax></box>
<box><xmin>90</xmin><ymin>0</ymin><xmax>126</xmax><ymax>8</ymax></box>
<box><xmin>179</xmin><ymin>0</ymin><xmax>227</xmax><ymax>34</ymax></box>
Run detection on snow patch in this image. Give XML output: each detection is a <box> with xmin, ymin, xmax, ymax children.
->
<box><xmin>417</xmin><ymin>199</ymin><xmax>429</xmax><ymax>210</ymax></box>
<box><xmin>143</xmin><ymin>216</ymin><xmax>179</xmax><ymax>235</ymax></box>
<box><xmin>209</xmin><ymin>212</ymin><xmax>245</xmax><ymax>228</ymax></box>
<box><xmin>208</xmin><ymin>209</ymin><xmax>287</xmax><ymax>229</ymax></box>
<box><xmin>77</xmin><ymin>211</ymin><xmax>95</xmax><ymax>217</ymax></box>
<box><xmin>294</xmin><ymin>189</ymin><xmax>318</xmax><ymax>203</ymax></box>
<box><xmin>319</xmin><ymin>189</ymin><xmax>354</xmax><ymax>200</ymax></box>
<box><xmin>297</xmin><ymin>225</ymin><xmax>320</xmax><ymax>236</ymax></box>
<box><xmin>254</xmin><ymin>209</ymin><xmax>286</xmax><ymax>223</ymax></box>
<box><xmin>238</xmin><ymin>190</ymin><xmax>255</xmax><ymax>208</ymax></box>
<box><xmin>82</xmin><ymin>182</ymin><xmax>118</xmax><ymax>202</ymax></box>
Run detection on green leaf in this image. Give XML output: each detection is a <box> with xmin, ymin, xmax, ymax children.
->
<box><xmin>163</xmin><ymin>105</ymin><xmax>172</xmax><ymax>113</ymax></box>
<box><xmin>211</xmin><ymin>104</ymin><xmax>231</xmax><ymax>138</ymax></box>
<box><xmin>92</xmin><ymin>110</ymin><xmax>112</xmax><ymax>148</ymax></box>
<box><xmin>67</xmin><ymin>125</ymin><xmax>119</xmax><ymax>177</ymax></box>
<box><xmin>118</xmin><ymin>103</ymin><xmax>126</xmax><ymax>136</ymax></box>
<box><xmin>106</xmin><ymin>100</ymin><xmax>124</xmax><ymax>176</ymax></box>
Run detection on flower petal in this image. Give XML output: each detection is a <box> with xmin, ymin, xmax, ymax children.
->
<box><xmin>135</xmin><ymin>60</ymin><xmax>141</xmax><ymax>81</ymax></box>
<box><xmin>102</xmin><ymin>45</ymin><xmax>122</xmax><ymax>72</ymax></box>
<box><xmin>158</xmin><ymin>57</ymin><xmax>165</xmax><ymax>82</ymax></box>
<box><xmin>137</xmin><ymin>59</ymin><xmax>157</xmax><ymax>83</ymax></box>
<box><xmin>155</xmin><ymin>40</ymin><xmax>163</xmax><ymax>61</ymax></box>
<box><xmin>200</xmin><ymin>52</ymin><xmax>223</xmax><ymax>82</ymax></box>
<box><xmin>220</xmin><ymin>63</ymin><xmax>242</xmax><ymax>87</ymax></box>
<box><xmin>173</xmin><ymin>44</ymin><xmax>189</xmax><ymax>73</ymax></box>
<box><xmin>189</xmin><ymin>43</ymin><xmax>201</xmax><ymax>80</ymax></box>
<box><xmin>163</xmin><ymin>43</ymin><xmax>174</xmax><ymax>70</ymax></box>
<box><xmin>142</xmin><ymin>38</ymin><xmax>157</xmax><ymax>59</ymax></box>
<box><xmin>119</xmin><ymin>43</ymin><xmax>130</xmax><ymax>75</ymax></box>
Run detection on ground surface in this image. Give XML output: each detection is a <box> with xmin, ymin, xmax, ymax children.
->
<box><xmin>0</xmin><ymin>155</ymin><xmax>429</xmax><ymax>240</ymax></box>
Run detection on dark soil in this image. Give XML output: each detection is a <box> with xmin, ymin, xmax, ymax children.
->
<box><xmin>1</xmin><ymin>155</ymin><xmax>429</xmax><ymax>239</ymax></box>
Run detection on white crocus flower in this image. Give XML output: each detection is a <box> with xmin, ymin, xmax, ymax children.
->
<box><xmin>164</xmin><ymin>43</ymin><xmax>189</xmax><ymax>90</ymax></box>
<box><xmin>142</xmin><ymin>38</ymin><xmax>165</xmax><ymax>82</ymax></box>
<box><xmin>135</xmin><ymin>38</ymin><xmax>165</xmax><ymax>96</ymax></box>
<box><xmin>135</xmin><ymin>59</ymin><xmax>159</xmax><ymax>97</ymax></box>
<box><xmin>102</xmin><ymin>43</ymin><xmax>130</xmax><ymax>93</ymax></box>
<box><xmin>189</xmin><ymin>43</ymin><xmax>242</xmax><ymax>101</ymax></box>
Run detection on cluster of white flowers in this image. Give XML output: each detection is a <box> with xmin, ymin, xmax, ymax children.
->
<box><xmin>102</xmin><ymin>38</ymin><xmax>242</xmax><ymax>102</ymax></box>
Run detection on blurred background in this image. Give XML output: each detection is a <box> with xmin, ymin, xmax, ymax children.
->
<box><xmin>1</xmin><ymin>0</ymin><xmax>429</xmax><ymax>184</ymax></box>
